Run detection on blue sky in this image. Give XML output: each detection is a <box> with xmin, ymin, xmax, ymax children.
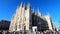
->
<box><xmin>0</xmin><ymin>0</ymin><xmax>60</xmax><ymax>28</ymax></box>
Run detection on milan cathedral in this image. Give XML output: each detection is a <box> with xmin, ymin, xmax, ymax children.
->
<box><xmin>9</xmin><ymin>3</ymin><xmax>53</xmax><ymax>32</ymax></box>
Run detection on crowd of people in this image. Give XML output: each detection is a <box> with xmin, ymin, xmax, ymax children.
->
<box><xmin>36</xmin><ymin>30</ymin><xmax>60</xmax><ymax>34</ymax></box>
<box><xmin>0</xmin><ymin>30</ymin><xmax>60</xmax><ymax>34</ymax></box>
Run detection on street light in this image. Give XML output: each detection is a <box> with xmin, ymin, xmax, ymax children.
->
<box><xmin>58</xmin><ymin>20</ymin><xmax>60</xmax><ymax>28</ymax></box>
<box><xmin>58</xmin><ymin>20</ymin><xmax>60</xmax><ymax>23</ymax></box>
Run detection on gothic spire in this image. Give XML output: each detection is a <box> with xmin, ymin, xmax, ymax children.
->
<box><xmin>23</xmin><ymin>3</ymin><xmax>25</xmax><ymax>8</ymax></box>
<box><xmin>27</xmin><ymin>3</ymin><xmax>30</xmax><ymax>8</ymax></box>
<box><xmin>32</xmin><ymin>8</ymin><xmax>35</xmax><ymax>14</ymax></box>
<box><xmin>32</xmin><ymin>8</ymin><xmax>34</xmax><ymax>12</ymax></box>
<box><xmin>37</xmin><ymin>8</ymin><xmax>41</xmax><ymax>16</ymax></box>
<box><xmin>21</xmin><ymin>2</ymin><xmax>23</xmax><ymax>6</ymax></box>
<box><xmin>47</xmin><ymin>12</ymin><xmax>50</xmax><ymax>17</ymax></box>
<box><xmin>15</xmin><ymin>6</ymin><xmax>19</xmax><ymax>14</ymax></box>
<box><xmin>20</xmin><ymin>2</ymin><xmax>23</xmax><ymax>7</ymax></box>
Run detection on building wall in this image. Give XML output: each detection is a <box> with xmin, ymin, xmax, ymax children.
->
<box><xmin>44</xmin><ymin>14</ymin><xmax>53</xmax><ymax>30</ymax></box>
<box><xmin>32</xmin><ymin>13</ymin><xmax>49</xmax><ymax>31</ymax></box>
<box><xmin>0</xmin><ymin>20</ymin><xmax>10</xmax><ymax>30</ymax></box>
<box><xmin>9</xmin><ymin>3</ymin><xmax>53</xmax><ymax>32</ymax></box>
<box><xmin>9</xmin><ymin>3</ymin><xmax>32</xmax><ymax>32</ymax></box>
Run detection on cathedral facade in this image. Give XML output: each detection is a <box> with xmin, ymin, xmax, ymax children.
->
<box><xmin>9</xmin><ymin>3</ymin><xmax>53</xmax><ymax>32</ymax></box>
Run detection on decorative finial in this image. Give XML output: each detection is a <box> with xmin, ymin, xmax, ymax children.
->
<box><xmin>37</xmin><ymin>8</ymin><xmax>41</xmax><ymax>16</ymax></box>
<box><xmin>27</xmin><ymin>3</ymin><xmax>30</xmax><ymax>8</ymax></box>
<box><xmin>23</xmin><ymin>2</ymin><xmax>25</xmax><ymax>8</ymax></box>
<box><xmin>33</xmin><ymin>8</ymin><xmax>34</xmax><ymax>12</ymax></box>
<box><xmin>47</xmin><ymin>12</ymin><xmax>50</xmax><ymax>16</ymax></box>
<box><xmin>37</xmin><ymin>8</ymin><xmax>40</xmax><ymax>13</ymax></box>
<box><xmin>20</xmin><ymin>2</ymin><xmax>23</xmax><ymax>7</ymax></box>
<box><xmin>47</xmin><ymin>12</ymin><xmax>50</xmax><ymax>17</ymax></box>
<box><xmin>32</xmin><ymin>8</ymin><xmax>35</xmax><ymax>13</ymax></box>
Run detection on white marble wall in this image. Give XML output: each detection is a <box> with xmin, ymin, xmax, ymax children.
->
<box><xmin>9</xmin><ymin>3</ymin><xmax>53</xmax><ymax>32</ymax></box>
<box><xmin>9</xmin><ymin>3</ymin><xmax>32</xmax><ymax>32</ymax></box>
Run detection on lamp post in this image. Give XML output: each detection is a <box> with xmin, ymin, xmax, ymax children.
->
<box><xmin>58</xmin><ymin>20</ymin><xmax>60</xmax><ymax>27</ymax></box>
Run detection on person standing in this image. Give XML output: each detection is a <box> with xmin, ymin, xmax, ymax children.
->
<box><xmin>57</xmin><ymin>30</ymin><xmax>60</xmax><ymax>34</ymax></box>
